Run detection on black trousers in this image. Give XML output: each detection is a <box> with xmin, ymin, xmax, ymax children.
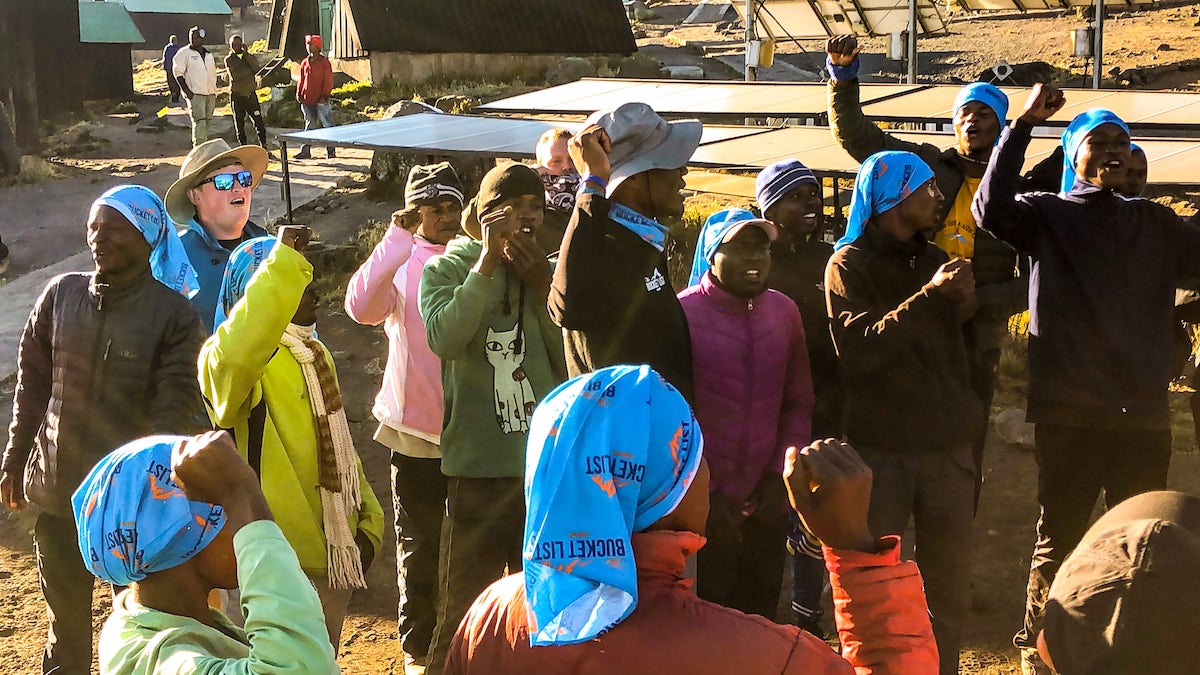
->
<box><xmin>697</xmin><ymin>506</ymin><xmax>789</xmax><ymax>619</ymax></box>
<box><xmin>968</xmin><ymin>348</ymin><xmax>1002</xmax><ymax>513</ymax></box>
<box><xmin>1013</xmin><ymin>423</ymin><xmax>1171</xmax><ymax>649</ymax></box>
<box><xmin>230</xmin><ymin>92</ymin><xmax>267</xmax><ymax>147</ymax></box>
<box><xmin>390</xmin><ymin>452</ymin><xmax>447</xmax><ymax>660</ymax></box>
<box><xmin>35</xmin><ymin>513</ymin><xmax>97</xmax><ymax>674</ymax></box>
<box><xmin>166</xmin><ymin>73</ymin><xmax>180</xmax><ymax>103</ymax></box>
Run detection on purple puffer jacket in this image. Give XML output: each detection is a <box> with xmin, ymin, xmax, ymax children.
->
<box><xmin>678</xmin><ymin>274</ymin><xmax>815</xmax><ymax>506</ymax></box>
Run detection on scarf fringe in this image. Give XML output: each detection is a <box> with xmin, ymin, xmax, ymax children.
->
<box><xmin>281</xmin><ymin>326</ymin><xmax>366</xmax><ymax>590</ymax></box>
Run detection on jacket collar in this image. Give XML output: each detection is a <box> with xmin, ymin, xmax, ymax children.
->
<box><xmin>90</xmin><ymin>265</ymin><xmax>153</xmax><ymax>303</ymax></box>
<box><xmin>697</xmin><ymin>273</ymin><xmax>760</xmax><ymax>311</ymax></box>
<box><xmin>860</xmin><ymin>221</ymin><xmax>928</xmax><ymax>259</ymax></box>
<box><xmin>414</xmin><ymin>233</ymin><xmax>446</xmax><ymax>254</ymax></box>
<box><xmin>1061</xmin><ymin>175</ymin><xmax>1126</xmax><ymax>205</ymax></box>
<box><xmin>631</xmin><ymin>530</ymin><xmax>705</xmax><ymax>592</ymax></box>
<box><xmin>186</xmin><ymin>217</ymin><xmax>265</xmax><ymax>254</ymax></box>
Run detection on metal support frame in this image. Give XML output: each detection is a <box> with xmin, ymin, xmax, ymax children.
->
<box><xmin>745</xmin><ymin>0</ymin><xmax>758</xmax><ymax>81</ymax></box>
<box><xmin>280</xmin><ymin>139</ymin><xmax>294</xmax><ymax>222</ymax></box>
<box><xmin>908</xmin><ymin>0</ymin><xmax>919</xmax><ymax>83</ymax></box>
<box><xmin>1092</xmin><ymin>0</ymin><xmax>1104</xmax><ymax>89</ymax></box>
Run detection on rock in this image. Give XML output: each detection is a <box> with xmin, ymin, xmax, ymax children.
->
<box><xmin>1109</xmin><ymin>66</ymin><xmax>1123</xmax><ymax>76</ymax></box>
<box><xmin>628</xmin><ymin>0</ymin><xmax>660</xmax><ymax>21</ymax></box>
<box><xmin>617</xmin><ymin>52</ymin><xmax>667</xmax><ymax>78</ymax></box>
<box><xmin>546</xmin><ymin>57</ymin><xmax>599</xmax><ymax>86</ymax></box>
<box><xmin>633</xmin><ymin>29</ymin><xmax>648</xmax><ymax>39</ymax></box>
<box><xmin>974</xmin><ymin>61</ymin><xmax>1060</xmax><ymax>86</ymax></box>
<box><xmin>434</xmin><ymin>95</ymin><xmax>480</xmax><ymax>113</ymax></box>
<box><xmin>1157</xmin><ymin>42</ymin><xmax>1172</xmax><ymax>51</ymax></box>
<box><xmin>664</xmin><ymin>65</ymin><xmax>705</xmax><ymax>79</ymax></box>
<box><xmin>383</xmin><ymin>99</ymin><xmax>439</xmax><ymax>119</ymax></box>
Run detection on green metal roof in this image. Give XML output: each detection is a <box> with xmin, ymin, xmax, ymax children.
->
<box><xmin>114</xmin><ymin>0</ymin><xmax>233</xmax><ymax>15</ymax></box>
<box><xmin>79</xmin><ymin>2</ymin><xmax>146</xmax><ymax>44</ymax></box>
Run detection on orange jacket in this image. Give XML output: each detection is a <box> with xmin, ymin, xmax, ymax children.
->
<box><xmin>446</xmin><ymin>531</ymin><xmax>937</xmax><ymax>675</ymax></box>
<box><xmin>297</xmin><ymin>54</ymin><xmax>333</xmax><ymax>105</ymax></box>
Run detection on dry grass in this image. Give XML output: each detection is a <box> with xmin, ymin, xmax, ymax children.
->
<box><xmin>0</xmin><ymin>156</ymin><xmax>71</xmax><ymax>186</ymax></box>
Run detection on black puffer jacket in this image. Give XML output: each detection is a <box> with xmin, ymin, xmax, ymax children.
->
<box><xmin>3</xmin><ymin>268</ymin><xmax>204</xmax><ymax>516</ymax></box>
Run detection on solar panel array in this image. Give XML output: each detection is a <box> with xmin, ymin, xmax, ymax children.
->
<box><xmin>959</xmin><ymin>0</ymin><xmax>1155</xmax><ymax>10</ymax></box>
<box><xmin>727</xmin><ymin>0</ymin><xmax>947</xmax><ymax>38</ymax></box>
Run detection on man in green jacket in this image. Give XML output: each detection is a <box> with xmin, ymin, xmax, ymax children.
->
<box><xmin>419</xmin><ymin>164</ymin><xmax>567</xmax><ymax>675</ymax></box>
<box><xmin>200</xmin><ymin>227</ymin><xmax>385</xmax><ymax>651</ymax></box>
<box><xmin>826</xmin><ymin>36</ymin><xmax>1030</xmax><ymax>512</ymax></box>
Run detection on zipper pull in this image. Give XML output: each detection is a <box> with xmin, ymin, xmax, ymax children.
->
<box><xmin>910</xmin><ymin>257</ymin><xmax>916</xmax><ymax>269</ymax></box>
<box><xmin>748</xmin><ymin>298</ymin><xmax>754</xmax><ymax>311</ymax></box>
<box><xmin>102</xmin><ymin>339</ymin><xmax>113</xmax><ymax>362</ymax></box>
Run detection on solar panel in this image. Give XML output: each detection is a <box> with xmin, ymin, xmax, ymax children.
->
<box><xmin>479</xmin><ymin>78</ymin><xmax>925</xmax><ymax>119</ymax></box>
<box><xmin>731</xmin><ymin>0</ymin><xmax>947</xmax><ymax>37</ymax></box>
<box><xmin>278</xmin><ymin>112</ymin><xmax>1200</xmax><ymax>186</ymax></box>
<box><xmin>958</xmin><ymin>0</ymin><xmax>1154</xmax><ymax>9</ymax></box>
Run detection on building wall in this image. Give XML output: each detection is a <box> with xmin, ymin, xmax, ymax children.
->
<box><xmin>79</xmin><ymin>44</ymin><xmax>136</xmax><ymax>101</ymax></box>
<box><xmin>0</xmin><ymin>0</ymin><xmax>85</xmax><ymax>146</ymax></box>
<box><xmin>344</xmin><ymin>52</ymin><xmax>598</xmax><ymax>85</ymax></box>
<box><xmin>127</xmin><ymin>14</ymin><xmax>228</xmax><ymax>51</ymax></box>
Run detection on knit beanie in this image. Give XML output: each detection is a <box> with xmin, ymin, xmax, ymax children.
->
<box><xmin>756</xmin><ymin>160</ymin><xmax>818</xmax><ymax>216</ymax></box>
<box><xmin>476</xmin><ymin>163</ymin><xmax>545</xmax><ymax>216</ymax></box>
<box><xmin>405</xmin><ymin>162</ymin><xmax>465</xmax><ymax>209</ymax></box>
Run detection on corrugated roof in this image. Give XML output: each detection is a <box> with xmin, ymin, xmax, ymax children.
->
<box><xmin>114</xmin><ymin>0</ymin><xmax>232</xmax><ymax>15</ymax></box>
<box><xmin>344</xmin><ymin>0</ymin><xmax>636</xmax><ymax>55</ymax></box>
<box><xmin>79</xmin><ymin>1</ymin><xmax>146</xmax><ymax>43</ymax></box>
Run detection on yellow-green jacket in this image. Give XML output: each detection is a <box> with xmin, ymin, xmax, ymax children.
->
<box><xmin>199</xmin><ymin>244</ymin><xmax>384</xmax><ymax>577</ymax></box>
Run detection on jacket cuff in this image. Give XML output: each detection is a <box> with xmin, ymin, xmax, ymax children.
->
<box><xmin>826</xmin><ymin>56</ymin><xmax>861</xmax><ymax>83</ymax></box>
<box><xmin>823</xmin><ymin>534</ymin><xmax>901</xmax><ymax>573</ymax></box>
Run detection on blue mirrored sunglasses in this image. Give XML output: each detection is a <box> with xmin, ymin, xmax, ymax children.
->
<box><xmin>197</xmin><ymin>170</ymin><xmax>255</xmax><ymax>191</ymax></box>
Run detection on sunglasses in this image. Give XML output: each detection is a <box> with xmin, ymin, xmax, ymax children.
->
<box><xmin>197</xmin><ymin>170</ymin><xmax>255</xmax><ymax>191</ymax></box>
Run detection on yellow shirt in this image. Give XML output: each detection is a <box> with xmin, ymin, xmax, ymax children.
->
<box><xmin>934</xmin><ymin>175</ymin><xmax>982</xmax><ymax>259</ymax></box>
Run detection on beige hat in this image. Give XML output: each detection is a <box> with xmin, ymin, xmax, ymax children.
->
<box><xmin>165</xmin><ymin>140</ymin><xmax>268</xmax><ymax>225</ymax></box>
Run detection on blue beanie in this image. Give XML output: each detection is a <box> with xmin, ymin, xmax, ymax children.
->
<box><xmin>755</xmin><ymin>160</ymin><xmax>818</xmax><ymax>216</ymax></box>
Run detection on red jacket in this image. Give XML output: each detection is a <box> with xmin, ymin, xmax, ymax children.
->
<box><xmin>297</xmin><ymin>54</ymin><xmax>333</xmax><ymax>105</ymax></box>
<box><xmin>446</xmin><ymin>531</ymin><xmax>937</xmax><ymax>675</ymax></box>
<box><xmin>679</xmin><ymin>275</ymin><xmax>814</xmax><ymax>507</ymax></box>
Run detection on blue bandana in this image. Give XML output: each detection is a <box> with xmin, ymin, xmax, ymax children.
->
<box><xmin>953</xmin><ymin>82</ymin><xmax>1009</xmax><ymax>142</ymax></box>
<box><xmin>93</xmin><ymin>185</ymin><xmax>200</xmax><ymax>298</ymax></box>
<box><xmin>609</xmin><ymin>202</ymin><xmax>669</xmax><ymax>253</ymax></box>
<box><xmin>1060</xmin><ymin>109</ymin><xmax>1131</xmax><ymax>194</ymax></box>
<box><xmin>71</xmin><ymin>436</ymin><xmax>226</xmax><ymax>586</ymax></box>
<box><xmin>836</xmin><ymin>151</ymin><xmax>935</xmax><ymax>251</ymax></box>
<box><xmin>213</xmin><ymin>236</ymin><xmax>276</xmax><ymax>329</ymax></box>
<box><xmin>688</xmin><ymin>208</ymin><xmax>770</xmax><ymax>286</ymax></box>
<box><xmin>523</xmin><ymin>365</ymin><xmax>703</xmax><ymax>646</ymax></box>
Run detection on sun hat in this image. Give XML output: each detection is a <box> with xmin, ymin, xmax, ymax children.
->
<box><xmin>585</xmin><ymin>103</ymin><xmax>702</xmax><ymax>197</ymax></box>
<box><xmin>164</xmin><ymin>139</ymin><xmax>269</xmax><ymax>226</ymax></box>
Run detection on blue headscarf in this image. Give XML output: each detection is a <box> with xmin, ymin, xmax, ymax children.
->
<box><xmin>93</xmin><ymin>185</ymin><xmax>200</xmax><ymax>298</ymax></box>
<box><xmin>952</xmin><ymin>82</ymin><xmax>1009</xmax><ymax>139</ymax></box>
<box><xmin>71</xmin><ymin>435</ymin><xmax>226</xmax><ymax>586</ymax></box>
<box><xmin>213</xmin><ymin>236</ymin><xmax>276</xmax><ymax>328</ymax></box>
<box><xmin>835</xmin><ymin>151</ymin><xmax>936</xmax><ymax>251</ymax></box>
<box><xmin>523</xmin><ymin>365</ymin><xmax>704</xmax><ymax>646</ymax></box>
<box><xmin>1060</xmin><ymin>109</ymin><xmax>1131</xmax><ymax>193</ymax></box>
<box><xmin>687</xmin><ymin>208</ymin><xmax>774</xmax><ymax>286</ymax></box>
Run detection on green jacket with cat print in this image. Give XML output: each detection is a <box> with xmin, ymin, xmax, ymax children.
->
<box><xmin>418</xmin><ymin>236</ymin><xmax>567</xmax><ymax>478</ymax></box>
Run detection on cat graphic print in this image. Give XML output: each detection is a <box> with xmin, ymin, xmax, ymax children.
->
<box><xmin>485</xmin><ymin>325</ymin><xmax>537</xmax><ymax>433</ymax></box>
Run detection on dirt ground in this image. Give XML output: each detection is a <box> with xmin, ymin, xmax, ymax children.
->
<box><xmin>3</xmin><ymin>1</ymin><xmax>1200</xmax><ymax>673</ymax></box>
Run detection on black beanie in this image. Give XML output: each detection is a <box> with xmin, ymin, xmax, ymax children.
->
<box><xmin>405</xmin><ymin>162</ymin><xmax>465</xmax><ymax>209</ymax></box>
<box><xmin>476</xmin><ymin>163</ymin><xmax>544</xmax><ymax>216</ymax></box>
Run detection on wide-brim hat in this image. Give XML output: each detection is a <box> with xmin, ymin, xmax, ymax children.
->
<box><xmin>165</xmin><ymin>139</ymin><xmax>269</xmax><ymax>226</ymax></box>
<box><xmin>585</xmin><ymin>102</ymin><xmax>701</xmax><ymax>197</ymax></box>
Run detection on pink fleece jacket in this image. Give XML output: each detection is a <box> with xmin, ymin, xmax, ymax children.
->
<box><xmin>345</xmin><ymin>226</ymin><xmax>445</xmax><ymax>445</ymax></box>
<box><xmin>678</xmin><ymin>274</ymin><xmax>815</xmax><ymax>506</ymax></box>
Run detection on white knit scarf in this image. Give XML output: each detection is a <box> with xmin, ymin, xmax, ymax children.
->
<box><xmin>280</xmin><ymin>323</ymin><xmax>366</xmax><ymax>590</ymax></box>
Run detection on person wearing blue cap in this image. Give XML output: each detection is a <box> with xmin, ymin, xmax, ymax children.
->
<box><xmin>826</xmin><ymin>37</ymin><xmax>1035</xmax><ymax>515</ymax></box>
<box><xmin>973</xmin><ymin>83</ymin><xmax>1200</xmax><ymax>675</ymax></box>
<box><xmin>72</xmin><ymin>431</ymin><xmax>338</xmax><ymax>674</ymax></box>
<box><xmin>827</xmin><ymin>150</ymin><xmax>981</xmax><ymax>675</ymax></box>
<box><xmin>754</xmin><ymin>159</ymin><xmax>841</xmax><ymax>636</ymax></box>
<box><xmin>2</xmin><ymin>185</ymin><xmax>205</xmax><ymax>675</ymax></box>
<box><xmin>445</xmin><ymin>365</ymin><xmax>939</xmax><ymax>674</ymax></box>
<box><xmin>679</xmin><ymin>209</ymin><xmax>815</xmax><ymax>621</ymax></box>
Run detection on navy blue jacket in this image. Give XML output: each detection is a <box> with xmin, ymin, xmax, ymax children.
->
<box><xmin>973</xmin><ymin>120</ymin><xmax>1200</xmax><ymax>429</ymax></box>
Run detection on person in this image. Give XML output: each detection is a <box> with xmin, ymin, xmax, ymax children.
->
<box><xmin>199</xmin><ymin>229</ymin><xmax>385</xmax><ymax>650</ymax></box>
<box><xmin>679</xmin><ymin>208</ymin><xmax>814</xmax><ymax>618</ymax></box>
<box><xmin>1036</xmin><ymin>490</ymin><xmax>1200</xmax><ymax>675</ymax></box>
<box><xmin>445</xmin><ymin>365</ymin><xmax>938</xmax><ymax>674</ymax></box>
<box><xmin>826</xmin><ymin>150</ymin><xmax>981</xmax><ymax>675</ymax></box>
<box><xmin>295</xmin><ymin>34</ymin><xmax>336</xmax><ymax>160</ymax></box>
<box><xmin>162</xmin><ymin>35</ymin><xmax>181</xmax><ymax>105</ymax></box>
<box><xmin>753</xmin><ymin>159</ymin><xmax>840</xmax><ymax>634</ymax></box>
<box><xmin>2</xmin><ymin>185</ymin><xmax>205</xmax><ymax>674</ymax></box>
<box><xmin>344</xmin><ymin>162</ymin><xmax>464</xmax><ymax>672</ymax></box>
<box><xmin>172</xmin><ymin>27</ymin><xmax>219</xmax><ymax>147</ymax></box>
<box><xmin>971</xmin><ymin>84</ymin><xmax>1200</xmax><ymax>675</ymax></box>
<box><xmin>165</xmin><ymin>139</ymin><xmax>270</xmax><ymax>333</ymax></box>
<box><xmin>533</xmin><ymin>128</ymin><xmax>580</xmax><ymax>253</ymax></box>
<box><xmin>418</xmin><ymin>163</ymin><xmax>567</xmax><ymax>674</ymax></box>
<box><xmin>550</xmin><ymin>103</ymin><xmax>701</xmax><ymax>402</ymax></box>
<box><xmin>71</xmin><ymin>432</ymin><xmax>339</xmax><ymax>674</ymax></box>
<box><xmin>826</xmin><ymin>36</ymin><xmax>1029</xmax><ymax>511</ymax></box>
<box><xmin>225</xmin><ymin>35</ymin><xmax>269</xmax><ymax>150</ymax></box>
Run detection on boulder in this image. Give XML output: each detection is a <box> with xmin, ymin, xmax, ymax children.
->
<box><xmin>546</xmin><ymin>57</ymin><xmax>599</xmax><ymax>86</ymax></box>
<box><xmin>664</xmin><ymin>65</ymin><xmax>705</xmax><ymax>80</ymax></box>
<box><xmin>617</xmin><ymin>52</ymin><xmax>667</xmax><ymax>78</ymax></box>
<box><xmin>434</xmin><ymin>95</ymin><xmax>480</xmax><ymax>113</ymax></box>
